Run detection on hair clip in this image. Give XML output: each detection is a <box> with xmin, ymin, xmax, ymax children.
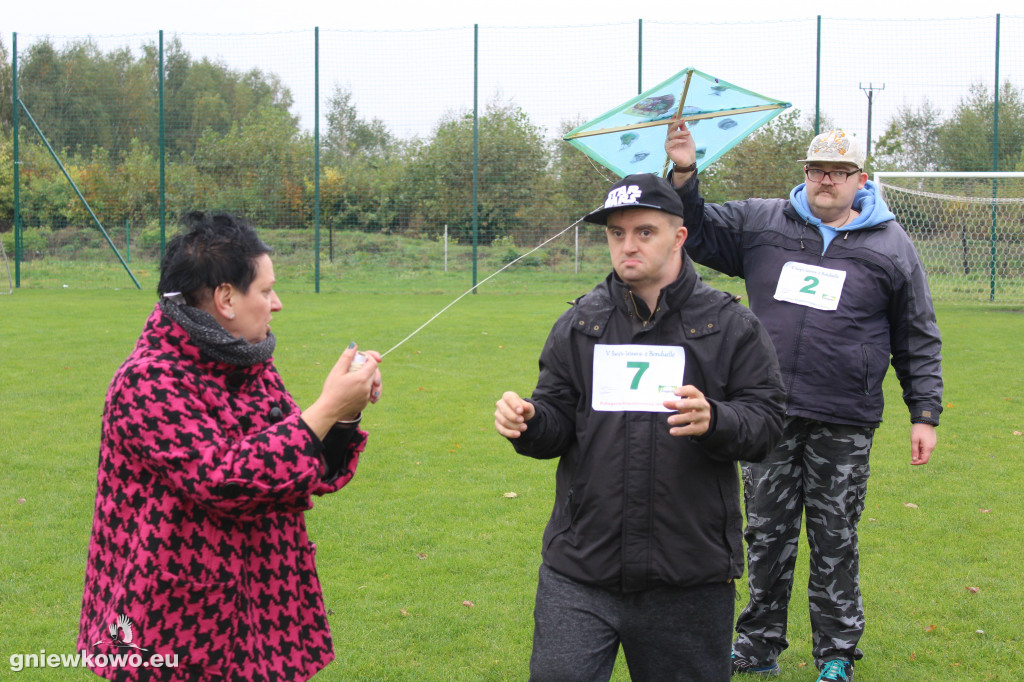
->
<box><xmin>162</xmin><ymin>292</ymin><xmax>185</xmax><ymax>304</ymax></box>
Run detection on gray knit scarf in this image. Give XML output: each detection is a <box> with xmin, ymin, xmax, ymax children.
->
<box><xmin>159</xmin><ymin>295</ymin><xmax>276</xmax><ymax>367</ymax></box>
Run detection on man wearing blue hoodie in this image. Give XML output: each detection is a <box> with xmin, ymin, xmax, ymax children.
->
<box><xmin>665</xmin><ymin>127</ymin><xmax>943</xmax><ymax>682</ymax></box>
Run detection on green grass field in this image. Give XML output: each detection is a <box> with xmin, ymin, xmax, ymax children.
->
<box><xmin>1</xmin><ymin>259</ymin><xmax>1023</xmax><ymax>679</ymax></box>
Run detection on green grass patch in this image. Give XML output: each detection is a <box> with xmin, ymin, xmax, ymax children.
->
<box><xmin>7</xmin><ymin>225</ymin><xmax>1024</xmax><ymax>305</ymax></box>
<box><xmin>3</xmin><ymin>227</ymin><xmax>749</xmax><ymax>298</ymax></box>
<box><xmin>1</xmin><ymin>280</ymin><xmax>1022</xmax><ymax>679</ymax></box>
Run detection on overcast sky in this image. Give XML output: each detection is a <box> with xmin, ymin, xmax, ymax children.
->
<box><xmin>5</xmin><ymin>3</ymin><xmax>1018</xmax><ymax>150</ymax></box>
<box><xmin>4</xmin><ymin>0</ymin><xmax>1014</xmax><ymax>35</ymax></box>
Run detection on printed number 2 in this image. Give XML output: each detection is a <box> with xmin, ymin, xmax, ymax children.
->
<box><xmin>626</xmin><ymin>361</ymin><xmax>649</xmax><ymax>390</ymax></box>
<box><xmin>800</xmin><ymin>275</ymin><xmax>819</xmax><ymax>295</ymax></box>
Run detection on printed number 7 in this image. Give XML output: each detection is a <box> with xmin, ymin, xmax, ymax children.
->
<box><xmin>626</xmin><ymin>361</ymin><xmax>649</xmax><ymax>390</ymax></box>
<box><xmin>800</xmin><ymin>275</ymin><xmax>819</xmax><ymax>295</ymax></box>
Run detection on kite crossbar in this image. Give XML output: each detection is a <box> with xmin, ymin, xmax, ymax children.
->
<box><xmin>563</xmin><ymin>103</ymin><xmax>787</xmax><ymax>140</ymax></box>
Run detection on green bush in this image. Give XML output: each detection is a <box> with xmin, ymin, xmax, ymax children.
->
<box><xmin>20</xmin><ymin>226</ymin><xmax>52</xmax><ymax>259</ymax></box>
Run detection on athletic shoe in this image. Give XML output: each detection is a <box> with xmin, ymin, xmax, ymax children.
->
<box><xmin>815</xmin><ymin>658</ymin><xmax>854</xmax><ymax>681</ymax></box>
<box><xmin>731</xmin><ymin>652</ymin><xmax>781</xmax><ymax>676</ymax></box>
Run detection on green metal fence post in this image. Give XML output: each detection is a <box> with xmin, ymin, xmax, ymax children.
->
<box><xmin>815</xmin><ymin>16</ymin><xmax>821</xmax><ymax>135</ymax></box>
<box><xmin>990</xmin><ymin>13</ymin><xmax>1000</xmax><ymax>301</ymax></box>
<box><xmin>126</xmin><ymin>218</ymin><xmax>130</xmax><ymax>264</ymax></box>
<box><xmin>12</xmin><ymin>32</ymin><xmax>20</xmax><ymax>288</ymax></box>
<box><xmin>637</xmin><ymin>19</ymin><xmax>643</xmax><ymax>95</ymax></box>
<box><xmin>159</xmin><ymin>30</ymin><xmax>166</xmax><ymax>261</ymax></box>
<box><xmin>472</xmin><ymin>24</ymin><xmax>479</xmax><ymax>294</ymax></box>
<box><xmin>314</xmin><ymin>26</ymin><xmax>321</xmax><ymax>294</ymax></box>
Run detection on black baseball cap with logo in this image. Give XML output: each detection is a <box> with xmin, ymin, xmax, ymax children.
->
<box><xmin>583</xmin><ymin>173</ymin><xmax>687</xmax><ymax>226</ymax></box>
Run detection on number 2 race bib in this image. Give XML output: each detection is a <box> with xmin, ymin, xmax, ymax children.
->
<box><xmin>773</xmin><ymin>261</ymin><xmax>847</xmax><ymax>311</ymax></box>
<box><xmin>592</xmin><ymin>344</ymin><xmax>685</xmax><ymax>412</ymax></box>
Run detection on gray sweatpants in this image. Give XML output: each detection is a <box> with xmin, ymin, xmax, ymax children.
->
<box><xmin>529</xmin><ymin>564</ymin><xmax>735</xmax><ymax>682</ymax></box>
<box><xmin>733</xmin><ymin>416</ymin><xmax>873</xmax><ymax>668</ymax></box>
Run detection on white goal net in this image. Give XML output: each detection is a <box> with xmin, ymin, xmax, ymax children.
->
<box><xmin>875</xmin><ymin>172</ymin><xmax>1024</xmax><ymax>306</ymax></box>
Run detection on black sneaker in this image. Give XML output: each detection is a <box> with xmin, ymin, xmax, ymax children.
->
<box><xmin>815</xmin><ymin>659</ymin><xmax>854</xmax><ymax>681</ymax></box>
<box><xmin>731</xmin><ymin>652</ymin><xmax>781</xmax><ymax>676</ymax></box>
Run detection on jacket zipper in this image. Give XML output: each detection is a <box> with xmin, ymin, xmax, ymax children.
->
<box><xmin>784</xmin><ymin>223</ymin><xmax>818</xmax><ymax>403</ymax></box>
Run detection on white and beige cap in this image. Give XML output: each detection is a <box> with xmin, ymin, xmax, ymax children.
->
<box><xmin>800</xmin><ymin>129</ymin><xmax>865</xmax><ymax>168</ymax></box>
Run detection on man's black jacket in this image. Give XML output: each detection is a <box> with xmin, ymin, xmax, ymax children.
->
<box><xmin>511</xmin><ymin>255</ymin><xmax>785</xmax><ymax>592</ymax></box>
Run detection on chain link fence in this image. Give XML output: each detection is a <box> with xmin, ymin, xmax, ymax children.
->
<box><xmin>876</xmin><ymin>172</ymin><xmax>1024</xmax><ymax>304</ymax></box>
<box><xmin>3</xmin><ymin>16</ymin><xmax>1023</xmax><ymax>301</ymax></box>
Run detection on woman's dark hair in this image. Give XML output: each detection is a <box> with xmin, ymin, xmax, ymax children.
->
<box><xmin>157</xmin><ymin>211</ymin><xmax>272</xmax><ymax>305</ymax></box>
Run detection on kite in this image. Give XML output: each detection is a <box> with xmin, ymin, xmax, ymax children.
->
<box><xmin>564</xmin><ymin>68</ymin><xmax>791</xmax><ymax>178</ymax></box>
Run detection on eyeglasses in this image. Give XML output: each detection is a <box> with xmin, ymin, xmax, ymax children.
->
<box><xmin>804</xmin><ymin>167</ymin><xmax>862</xmax><ymax>184</ymax></box>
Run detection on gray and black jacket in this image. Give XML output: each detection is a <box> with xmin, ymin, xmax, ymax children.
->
<box><xmin>675</xmin><ymin>176</ymin><xmax>942</xmax><ymax>428</ymax></box>
<box><xmin>510</xmin><ymin>256</ymin><xmax>785</xmax><ymax>592</ymax></box>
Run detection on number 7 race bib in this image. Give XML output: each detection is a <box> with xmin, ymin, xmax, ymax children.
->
<box><xmin>592</xmin><ymin>344</ymin><xmax>685</xmax><ymax>412</ymax></box>
<box><xmin>773</xmin><ymin>261</ymin><xmax>847</xmax><ymax>311</ymax></box>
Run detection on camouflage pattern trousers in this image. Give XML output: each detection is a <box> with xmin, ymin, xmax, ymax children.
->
<box><xmin>733</xmin><ymin>416</ymin><xmax>874</xmax><ymax>668</ymax></box>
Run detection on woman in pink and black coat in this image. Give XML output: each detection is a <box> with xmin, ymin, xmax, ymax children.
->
<box><xmin>78</xmin><ymin>211</ymin><xmax>382</xmax><ymax>680</ymax></box>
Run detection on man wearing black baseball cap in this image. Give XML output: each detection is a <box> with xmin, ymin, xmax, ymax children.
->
<box><xmin>494</xmin><ymin>173</ymin><xmax>786</xmax><ymax>681</ymax></box>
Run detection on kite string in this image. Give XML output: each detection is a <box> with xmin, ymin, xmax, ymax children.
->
<box><xmin>585</xmin><ymin>154</ymin><xmax>618</xmax><ymax>185</ymax></box>
<box><xmin>380</xmin><ymin>216</ymin><xmax>588</xmax><ymax>358</ymax></box>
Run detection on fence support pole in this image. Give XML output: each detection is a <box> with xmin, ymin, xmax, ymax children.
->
<box><xmin>12</xmin><ymin>32</ymin><xmax>20</xmax><ymax>288</ymax></box>
<box><xmin>637</xmin><ymin>19</ymin><xmax>643</xmax><ymax>94</ymax></box>
<box><xmin>17</xmin><ymin>100</ymin><xmax>141</xmax><ymax>289</ymax></box>
<box><xmin>990</xmin><ymin>13</ymin><xmax>1000</xmax><ymax>301</ymax></box>
<box><xmin>472</xmin><ymin>24</ymin><xmax>479</xmax><ymax>294</ymax></box>
<box><xmin>814</xmin><ymin>16</ymin><xmax>821</xmax><ymax>134</ymax></box>
<box><xmin>315</xmin><ymin>27</ymin><xmax>321</xmax><ymax>293</ymax></box>
<box><xmin>159</xmin><ymin>30</ymin><xmax>166</xmax><ymax>261</ymax></box>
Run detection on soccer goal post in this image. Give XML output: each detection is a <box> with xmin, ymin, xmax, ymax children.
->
<box><xmin>0</xmin><ymin>235</ymin><xmax>12</xmax><ymax>295</ymax></box>
<box><xmin>874</xmin><ymin>172</ymin><xmax>1024</xmax><ymax>305</ymax></box>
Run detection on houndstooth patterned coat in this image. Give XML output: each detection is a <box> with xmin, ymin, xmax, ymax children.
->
<box><xmin>78</xmin><ymin>304</ymin><xmax>366</xmax><ymax>680</ymax></box>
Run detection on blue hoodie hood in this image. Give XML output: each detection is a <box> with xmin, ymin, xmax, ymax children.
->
<box><xmin>789</xmin><ymin>179</ymin><xmax>896</xmax><ymax>252</ymax></box>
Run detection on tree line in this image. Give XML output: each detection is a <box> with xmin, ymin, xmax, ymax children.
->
<box><xmin>2</xmin><ymin>37</ymin><xmax>1023</xmax><ymax>247</ymax></box>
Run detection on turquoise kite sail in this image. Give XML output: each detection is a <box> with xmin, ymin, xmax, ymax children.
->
<box><xmin>564</xmin><ymin>68</ymin><xmax>790</xmax><ymax>178</ymax></box>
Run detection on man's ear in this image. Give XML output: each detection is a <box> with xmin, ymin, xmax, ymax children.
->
<box><xmin>676</xmin><ymin>224</ymin><xmax>688</xmax><ymax>249</ymax></box>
